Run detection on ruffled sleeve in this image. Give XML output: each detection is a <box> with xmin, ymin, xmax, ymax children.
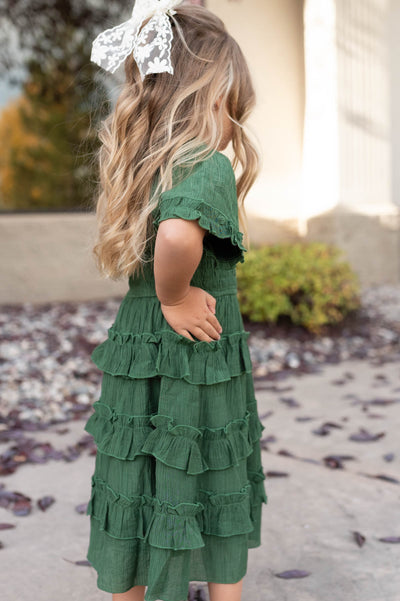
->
<box><xmin>152</xmin><ymin>151</ymin><xmax>247</xmax><ymax>266</ymax></box>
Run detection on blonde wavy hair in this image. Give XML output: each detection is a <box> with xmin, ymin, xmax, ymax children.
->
<box><xmin>92</xmin><ymin>3</ymin><xmax>260</xmax><ymax>281</ymax></box>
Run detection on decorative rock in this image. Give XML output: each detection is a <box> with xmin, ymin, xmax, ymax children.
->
<box><xmin>0</xmin><ymin>285</ymin><xmax>399</xmax><ymax>425</ymax></box>
<box><xmin>284</xmin><ymin>352</ymin><xmax>300</xmax><ymax>369</ymax></box>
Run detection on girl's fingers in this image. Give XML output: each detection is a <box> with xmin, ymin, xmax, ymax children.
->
<box><xmin>191</xmin><ymin>327</ymin><xmax>213</xmax><ymax>342</ymax></box>
<box><xmin>178</xmin><ymin>329</ymin><xmax>195</xmax><ymax>341</ymax></box>
<box><xmin>205</xmin><ymin>293</ymin><xmax>217</xmax><ymax>314</ymax></box>
<box><xmin>193</xmin><ymin>322</ymin><xmax>220</xmax><ymax>341</ymax></box>
<box><xmin>206</xmin><ymin>312</ymin><xmax>223</xmax><ymax>333</ymax></box>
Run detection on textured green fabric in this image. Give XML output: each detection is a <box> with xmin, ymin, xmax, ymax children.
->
<box><xmin>84</xmin><ymin>149</ymin><xmax>268</xmax><ymax>601</ymax></box>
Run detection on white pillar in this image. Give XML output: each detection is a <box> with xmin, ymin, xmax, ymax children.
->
<box><xmin>335</xmin><ymin>0</ymin><xmax>393</xmax><ymax>215</ymax></box>
<box><xmin>388</xmin><ymin>0</ymin><xmax>400</xmax><ymax>208</ymax></box>
<box><xmin>301</xmin><ymin>0</ymin><xmax>395</xmax><ymax>234</ymax></box>
<box><xmin>300</xmin><ymin>0</ymin><xmax>340</xmax><ymax>234</ymax></box>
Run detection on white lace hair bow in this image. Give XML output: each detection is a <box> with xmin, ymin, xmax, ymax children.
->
<box><xmin>91</xmin><ymin>0</ymin><xmax>183</xmax><ymax>80</ymax></box>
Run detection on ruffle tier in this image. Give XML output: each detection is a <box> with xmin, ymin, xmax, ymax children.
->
<box><xmin>86</xmin><ymin>465</ymin><xmax>267</xmax><ymax>551</ymax></box>
<box><xmin>84</xmin><ymin>399</ymin><xmax>265</xmax><ymax>475</ymax></box>
<box><xmin>153</xmin><ymin>196</ymin><xmax>247</xmax><ymax>267</ymax></box>
<box><xmin>90</xmin><ymin>327</ymin><xmax>253</xmax><ymax>385</ymax></box>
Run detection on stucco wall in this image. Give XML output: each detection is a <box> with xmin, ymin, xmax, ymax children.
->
<box><xmin>0</xmin><ymin>213</ymin><xmax>127</xmax><ymax>305</ymax></box>
<box><xmin>1</xmin><ymin>210</ymin><xmax>398</xmax><ymax>306</ymax></box>
<box><xmin>207</xmin><ymin>0</ymin><xmax>306</xmax><ymax>221</ymax></box>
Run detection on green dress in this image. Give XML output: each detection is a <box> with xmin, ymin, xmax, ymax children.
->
<box><xmin>84</xmin><ymin>149</ymin><xmax>268</xmax><ymax>601</ymax></box>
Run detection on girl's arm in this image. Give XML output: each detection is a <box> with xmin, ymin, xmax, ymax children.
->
<box><xmin>154</xmin><ymin>219</ymin><xmax>204</xmax><ymax>305</ymax></box>
<box><xmin>154</xmin><ymin>219</ymin><xmax>223</xmax><ymax>342</ymax></box>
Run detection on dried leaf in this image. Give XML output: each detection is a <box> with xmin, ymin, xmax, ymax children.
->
<box><xmin>0</xmin><ymin>523</ymin><xmax>16</xmax><ymax>530</ymax></box>
<box><xmin>259</xmin><ymin>410</ymin><xmax>274</xmax><ymax>420</ymax></box>
<box><xmin>275</xmin><ymin>569</ymin><xmax>311</xmax><ymax>579</ymax></box>
<box><xmin>37</xmin><ymin>496</ymin><xmax>55</xmax><ymax>511</ymax></box>
<box><xmin>367</xmin><ymin>398</ymin><xmax>400</xmax><ymax>406</ymax></box>
<box><xmin>280</xmin><ymin>397</ymin><xmax>301</xmax><ymax>408</ymax></box>
<box><xmin>370</xmin><ymin>474</ymin><xmax>400</xmax><ymax>484</ymax></box>
<box><xmin>383</xmin><ymin>453</ymin><xmax>395</xmax><ymax>462</ymax></box>
<box><xmin>62</xmin><ymin>446</ymin><xmax>81</xmax><ymax>462</ymax></box>
<box><xmin>12</xmin><ymin>500</ymin><xmax>32</xmax><ymax>516</ymax></box>
<box><xmin>377</xmin><ymin>536</ymin><xmax>400</xmax><ymax>543</ymax></box>
<box><xmin>312</xmin><ymin>424</ymin><xmax>333</xmax><ymax>436</ymax></box>
<box><xmin>352</xmin><ymin>530</ymin><xmax>366</xmax><ymax>547</ymax></box>
<box><xmin>323</xmin><ymin>421</ymin><xmax>343</xmax><ymax>429</ymax></box>
<box><xmin>75</xmin><ymin>503</ymin><xmax>88</xmax><ymax>514</ymax></box>
<box><xmin>277</xmin><ymin>449</ymin><xmax>296</xmax><ymax>457</ymax></box>
<box><xmin>323</xmin><ymin>454</ymin><xmax>355</xmax><ymax>469</ymax></box>
<box><xmin>265</xmin><ymin>470</ymin><xmax>289</xmax><ymax>477</ymax></box>
<box><xmin>349</xmin><ymin>428</ymin><xmax>385</xmax><ymax>442</ymax></box>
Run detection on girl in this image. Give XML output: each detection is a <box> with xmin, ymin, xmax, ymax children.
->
<box><xmin>84</xmin><ymin>3</ymin><xmax>268</xmax><ymax>601</ymax></box>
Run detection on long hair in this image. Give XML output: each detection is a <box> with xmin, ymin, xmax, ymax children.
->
<box><xmin>92</xmin><ymin>3</ymin><xmax>260</xmax><ymax>280</ymax></box>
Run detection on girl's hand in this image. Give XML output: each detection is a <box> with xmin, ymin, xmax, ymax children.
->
<box><xmin>160</xmin><ymin>286</ymin><xmax>223</xmax><ymax>342</ymax></box>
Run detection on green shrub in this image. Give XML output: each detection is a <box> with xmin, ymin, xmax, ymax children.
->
<box><xmin>237</xmin><ymin>241</ymin><xmax>361</xmax><ymax>333</ymax></box>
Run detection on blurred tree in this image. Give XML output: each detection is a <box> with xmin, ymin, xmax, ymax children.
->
<box><xmin>0</xmin><ymin>1</ymin><xmax>131</xmax><ymax>82</ymax></box>
<box><xmin>0</xmin><ymin>95</ymin><xmax>44</xmax><ymax>209</ymax></box>
<box><xmin>0</xmin><ymin>1</ymin><xmax>131</xmax><ymax>210</ymax></box>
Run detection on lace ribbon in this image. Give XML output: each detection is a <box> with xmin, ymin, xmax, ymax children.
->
<box><xmin>91</xmin><ymin>0</ymin><xmax>182</xmax><ymax>79</ymax></box>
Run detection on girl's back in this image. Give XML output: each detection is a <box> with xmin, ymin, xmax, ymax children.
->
<box><xmin>84</xmin><ymin>3</ymin><xmax>268</xmax><ymax>601</ymax></box>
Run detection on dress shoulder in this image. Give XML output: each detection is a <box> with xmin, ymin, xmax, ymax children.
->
<box><xmin>153</xmin><ymin>150</ymin><xmax>246</xmax><ymax>266</ymax></box>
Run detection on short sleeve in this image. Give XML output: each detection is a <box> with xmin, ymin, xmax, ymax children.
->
<box><xmin>152</xmin><ymin>151</ymin><xmax>247</xmax><ymax>266</ymax></box>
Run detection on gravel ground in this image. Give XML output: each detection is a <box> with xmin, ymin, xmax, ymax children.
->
<box><xmin>0</xmin><ymin>284</ymin><xmax>399</xmax><ymax>427</ymax></box>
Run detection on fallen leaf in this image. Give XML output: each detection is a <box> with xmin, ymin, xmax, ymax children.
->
<box><xmin>383</xmin><ymin>453</ymin><xmax>395</xmax><ymax>462</ymax></box>
<box><xmin>367</xmin><ymin>398</ymin><xmax>400</xmax><ymax>406</ymax></box>
<box><xmin>37</xmin><ymin>496</ymin><xmax>55</xmax><ymax>511</ymax></box>
<box><xmin>75</xmin><ymin>503</ymin><xmax>88</xmax><ymax>514</ymax></box>
<box><xmin>12</xmin><ymin>500</ymin><xmax>32</xmax><ymax>517</ymax></box>
<box><xmin>0</xmin><ymin>523</ymin><xmax>16</xmax><ymax>530</ymax></box>
<box><xmin>368</xmin><ymin>474</ymin><xmax>400</xmax><ymax>485</ymax></box>
<box><xmin>312</xmin><ymin>422</ymin><xmax>342</xmax><ymax>436</ymax></box>
<box><xmin>275</xmin><ymin>569</ymin><xmax>311</xmax><ymax>579</ymax></box>
<box><xmin>277</xmin><ymin>449</ymin><xmax>296</xmax><ymax>457</ymax></box>
<box><xmin>280</xmin><ymin>397</ymin><xmax>301</xmax><ymax>408</ymax></box>
<box><xmin>352</xmin><ymin>530</ymin><xmax>366</xmax><ymax>547</ymax></box>
<box><xmin>259</xmin><ymin>411</ymin><xmax>274</xmax><ymax>420</ymax></box>
<box><xmin>349</xmin><ymin>428</ymin><xmax>385</xmax><ymax>442</ymax></box>
<box><xmin>323</xmin><ymin>454</ymin><xmax>355</xmax><ymax>469</ymax></box>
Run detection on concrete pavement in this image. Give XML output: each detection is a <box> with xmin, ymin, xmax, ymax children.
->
<box><xmin>0</xmin><ymin>358</ymin><xmax>399</xmax><ymax>601</ymax></box>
